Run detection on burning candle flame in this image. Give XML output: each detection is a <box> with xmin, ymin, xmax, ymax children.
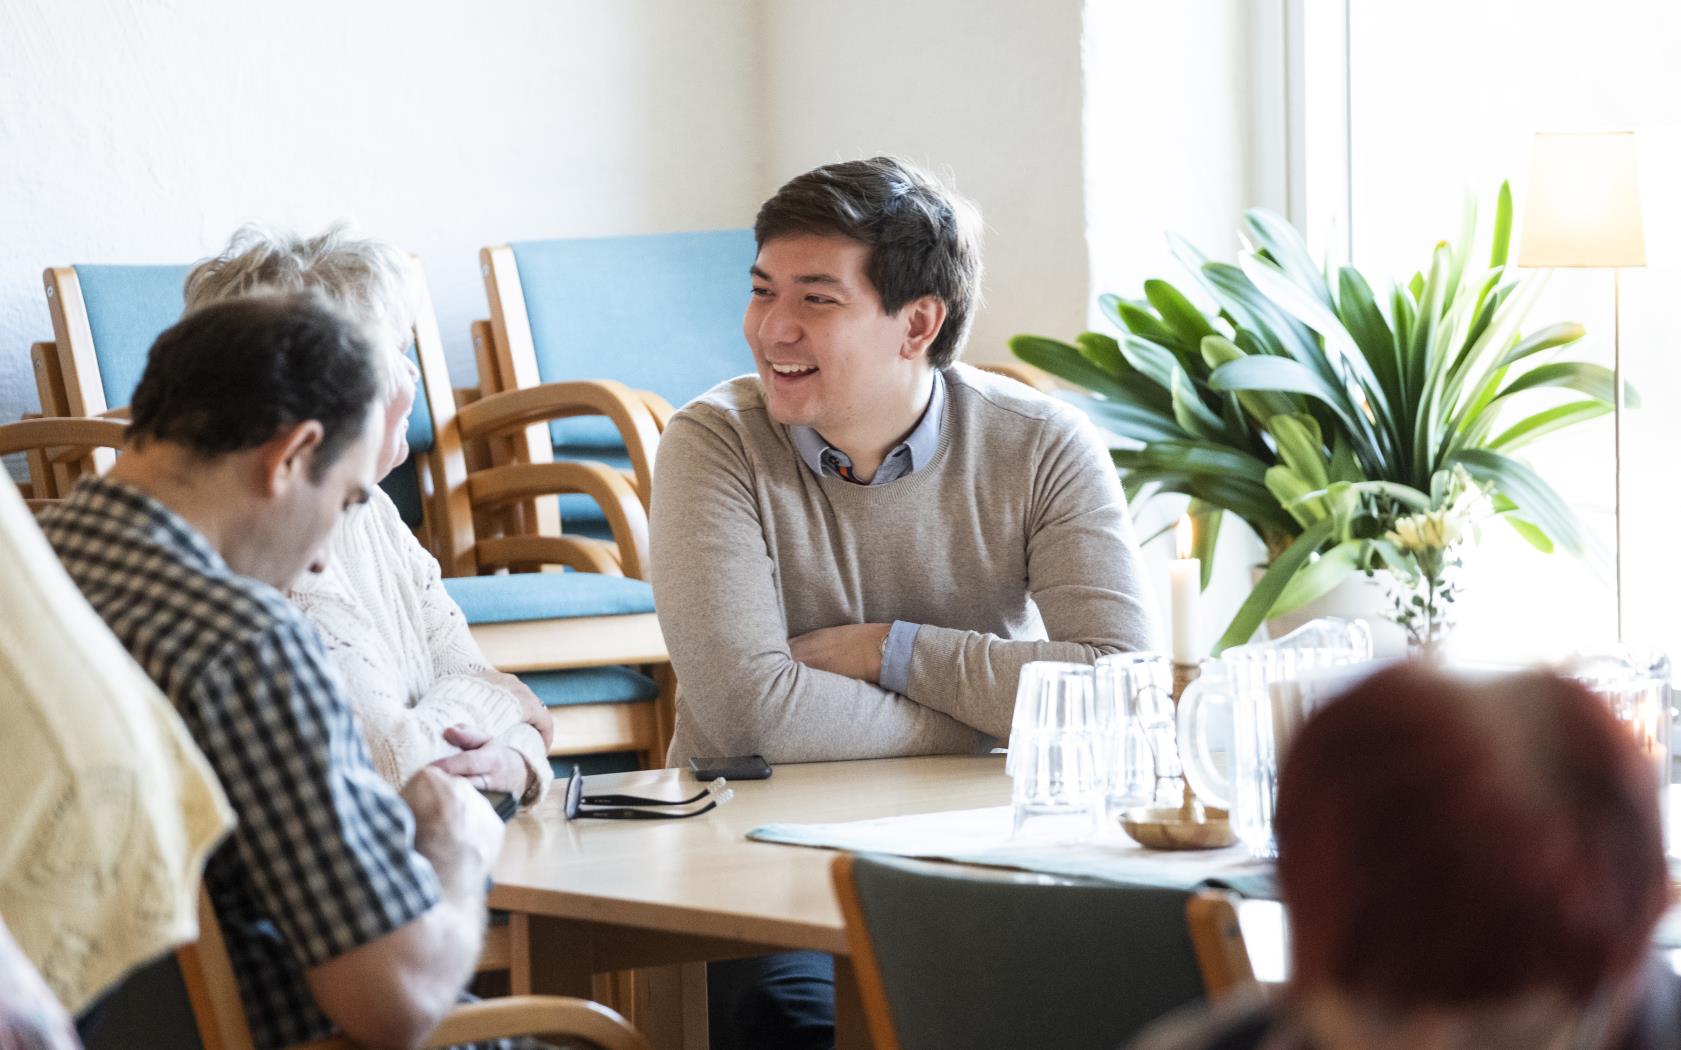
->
<box><xmin>1177</xmin><ymin>515</ymin><xmax>1195</xmax><ymax>560</ymax></box>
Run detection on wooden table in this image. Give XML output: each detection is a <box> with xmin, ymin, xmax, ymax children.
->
<box><xmin>490</xmin><ymin>754</ymin><xmax>1012</xmax><ymax>1049</ymax></box>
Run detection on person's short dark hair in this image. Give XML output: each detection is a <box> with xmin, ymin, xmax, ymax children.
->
<box><xmin>1277</xmin><ymin>664</ymin><xmax>1669</xmax><ymax>1011</ymax></box>
<box><xmin>127</xmin><ymin>293</ymin><xmax>381</xmax><ymax>481</ymax></box>
<box><xmin>754</xmin><ymin>156</ymin><xmax>983</xmax><ymax>369</ymax></box>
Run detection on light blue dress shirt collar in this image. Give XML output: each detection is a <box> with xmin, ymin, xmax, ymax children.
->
<box><xmin>788</xmin><ymin>368</ymin><xmax>946</xmax><ymax>486</ymax></box>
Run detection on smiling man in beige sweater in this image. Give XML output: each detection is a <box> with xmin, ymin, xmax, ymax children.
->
<box><xmin>650</xmin><ymin>157</ymin><xmax>1161</xmax><ymax>1048</ymax></box>
<box><xmin>653</xmin><ymin>156</ymin><xmax>1160</xmax><ymax>770</ymax></box>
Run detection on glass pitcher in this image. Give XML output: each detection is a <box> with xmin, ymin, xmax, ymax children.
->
<box><xmin>1568</xmin><ymin>649</ymin><xmax>1675</xmax><ymax>850</ymax></box>
<box><xmin>1176</xmin><ymin>618</ymin><xmax>1375</xmax><ymax>858</ymax></box>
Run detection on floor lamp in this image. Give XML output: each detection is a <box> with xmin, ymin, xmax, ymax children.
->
<box><xmin>1517</xmin><ymin>130</ymin><xmax>1646</xmax><ymax>643</ymax></box>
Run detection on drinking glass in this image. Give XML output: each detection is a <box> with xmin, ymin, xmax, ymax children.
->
<box><xmin>1093</xmin><ymin>651</ymin><xmax>1178</xmax><ymax>812</ymax></box>
<box><xmin>1176</xmin><ymin>618</ymin><xmax>1375</xmax><ymax>857</ymax></box>
<box><xmin>1008</xmin><ymin>661</ymin><xmax>1103</xmax><ymax>840</ymax></box>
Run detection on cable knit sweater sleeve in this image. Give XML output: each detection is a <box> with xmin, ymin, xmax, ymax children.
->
<box><xmin>401</xmin><ymin>512</ymin><xmax>552</xmax><ymax>804</ymax></box>
<box><xmin>289</xmin><ymin>491</ymin><xmax>551</xmax><ymax>803</ymax></box>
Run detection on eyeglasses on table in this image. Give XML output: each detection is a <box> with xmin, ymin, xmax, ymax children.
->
<box><xmin>562</xmin><ymin>766</ymin><xmax>735</xmax><ymax>821</ymax></box>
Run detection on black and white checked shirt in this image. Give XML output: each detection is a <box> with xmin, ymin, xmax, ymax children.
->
<box><xmin>40</xmin><ymin>478</ymin><xmax>495</xmax><ymax>1050</ymax></box>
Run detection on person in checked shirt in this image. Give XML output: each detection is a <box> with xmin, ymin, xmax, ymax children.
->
<box><xmin>39</xmin><ymin>294</ymin><xmax>515</xmax><ymax>1050</ymax></box>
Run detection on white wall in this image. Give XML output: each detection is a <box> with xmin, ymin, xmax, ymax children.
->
<box><xmin>757</xmin><ymin>0</ymin><xmax>1091</xmax><ymax>368</ymax></box>
<box><xmin>0</xmin><ymin>0</ymin><xmax>765</xmax><ymax>434</ymax></box>
<box><xmin>1083</xmin><ymin>0</ymin><xmax>1263</xmax><ymax>648</ymax></box>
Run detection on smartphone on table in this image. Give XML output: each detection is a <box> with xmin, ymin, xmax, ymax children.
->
<box><xmin>688</xmin><ymin>755</ymin><xmax>773</xmax><ymax>781</ymax></box>
<box><xmin>478</xmin><ymin>788</ymin><xmax>518</xmax><ymax>821</ymax></box>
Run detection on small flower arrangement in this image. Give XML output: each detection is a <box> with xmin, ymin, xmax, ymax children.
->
<box><xmin>1372</xmin><ymin>465</ymin><xmax>1491</xmax><ymax>655</ymax></box>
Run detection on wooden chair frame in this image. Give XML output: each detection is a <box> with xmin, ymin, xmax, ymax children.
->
<box><xmin>42</xmin><ymin>263</ymin><xmax>463</xmax><ymax>562</ymax></box>
<box><xmin>38</xmin><ymin>256</ymin><xmax>672</xmax><ymax>765</ymax></box>
<box><xmin>1185</xmin><ymin>888</ymin><xmax>1259</xmax><ymax>999</ymax></box>
<box><xmin>1</xmin><ymin>415</ymin><xmax>130</xmax><ymax>512</ymax></box>
<box><xmin>477</xmin><ymin>245</ymin><xmax>666</xmax><ymax>538</ymax></box>
<box><xmin>177</xmin><ymin>889</ymin><xmax>649</xmax><ymax>1050</ymax></box>
<box><xmin>834</xmin><ymin>857</ymin><xmax>1261</xmax><ymax>1050</ymax></box>
<box><xmin>423</xmin><ymin>300</ymin><xmax>676</xmax><ymax>767</ymax></box>
<box><xmin>831</xmin><ymin>853</ymin><xmax>906</xmax><ymax>1050</ymax></box>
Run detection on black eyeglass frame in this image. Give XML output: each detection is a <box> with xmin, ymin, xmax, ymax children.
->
<box><xmin>562</xmin><ymin>766</ymin><xmax>726</xmax><ymax>821</ymax></box>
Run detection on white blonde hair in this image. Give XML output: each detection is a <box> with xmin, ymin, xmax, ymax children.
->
<box><xmin>184</xmin><ymin>223</ymin><xmax>417</xmax><ymax>400</ymax></box>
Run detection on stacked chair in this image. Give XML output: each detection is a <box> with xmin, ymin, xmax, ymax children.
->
<box><xmin>475</xmin><ymin>228</ymin><xmax>758</xmax><ymax>539</ymax></box>
<box><xmin>34</xmin><ymin>259</ymin><xmax>674</xmax><ymax>774</ymax></box>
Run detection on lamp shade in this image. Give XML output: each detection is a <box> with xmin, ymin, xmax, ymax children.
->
<box><xmin>1518</xmin><ymin>131</ymin><xmax>1646</xmax><ymax>268</ymax></box>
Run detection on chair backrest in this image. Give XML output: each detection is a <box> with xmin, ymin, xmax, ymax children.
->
<box><xmin>0</xmin><ymin>416</ymin><xmax>130</xmax><ymax>512</ymax></box>
<box><xmin>482</xmin><ymin>228</ymin><xmax>756</xmax><ymax>447</ymax></box>
<box><xmin>833</xmin><ymin>853</ymin><xmax>1210</xmax><ymax>1050</ymax></box>
<box><xmin>42</xmin><ymin>262</ymin><xmax>443</xmax><ymax>532</ymax></box>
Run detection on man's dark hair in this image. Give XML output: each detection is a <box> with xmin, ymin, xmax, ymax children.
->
<box><xmin>754</xmin><ymin>156</ymin><xmax>983</xmax><ymax>368</ymax></box>
<box><xmin>128</xmin><ymin>292</ymin><xmax>381</xmax><ymax>481</ymax></box>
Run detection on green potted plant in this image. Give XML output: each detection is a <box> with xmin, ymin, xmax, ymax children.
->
<box><xmin>1011</xmin><ymin>185</ymin><xmax>1621</xmax><ymax>654</ymax></box>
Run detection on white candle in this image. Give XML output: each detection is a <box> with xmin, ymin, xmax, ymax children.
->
<box><xmin>1170</xmin><ymin>515</ymin><xmax>1200</xmax><ymax>665</ymax></box>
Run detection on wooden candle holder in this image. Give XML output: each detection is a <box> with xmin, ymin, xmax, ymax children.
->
<box><xmin>1117</xmin><ymin>659</ymin><xmax>1237</xmax><ymax>850</ymax></box>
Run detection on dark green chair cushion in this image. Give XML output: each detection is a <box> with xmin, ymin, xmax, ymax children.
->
<box><xmin>846</xmin><ymin>853</ymin><xmax>1206</xmax><ymax>1050</ymax></box>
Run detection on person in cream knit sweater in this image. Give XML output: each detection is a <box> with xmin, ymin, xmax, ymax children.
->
<box><xmin>184</xmin><ymin>226</ymin><xmax>553</xmax><ymax>805</ymax></box>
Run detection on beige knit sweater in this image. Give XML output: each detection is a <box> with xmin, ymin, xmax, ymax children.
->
<box><xmin>653</xmin><ymin>364</ymin><xmax>1161</xmax><ymax>765</ymax></box>
<box><xmin>289</xmin><ymin>488</ymin><xmax>551</xmax><ymax>802</ymax></box>
<box><xmin>0</xmin><ymin>474</ymin><xmax>232</xmax><ymax>1014</ymax></box>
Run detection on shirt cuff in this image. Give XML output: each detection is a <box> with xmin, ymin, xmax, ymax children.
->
<box><xmin>879</xmin><ymin>620</ymin><xmax>920</xmax><ymax>695</ymax></box>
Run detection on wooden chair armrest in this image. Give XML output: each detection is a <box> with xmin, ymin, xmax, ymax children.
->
<box><xmin>1186</xmin><ymin>889</ymin><xmax>1257</xmax><ymax>999</ymax></box>
<box><xmin>456</xmin><ymin>380</ymin><xmax>661</xmax><ymax>509</ymax></box>
<box><xmin>0</xmin><ymin>416</ymin><xmax>129</xmax><ymax>457</ymax></box>
<box><xmin>424</xmin><ymin>995</ymin><xmax>649</xmax><ymax>1049</ymax></box>
<box><xmin>638</xmin><ymin>390</ymin><xmax>676</xmax><ymax>433</ymax></box>
<box><xmin>467</xmin><ymin>460</ymin><xmax>650</xmax><ymax>579</ymax></box>
<box><xmin>287</xmin><ymin>995</ymin><xmax>648</xmax><ymax>1050</ymax></box>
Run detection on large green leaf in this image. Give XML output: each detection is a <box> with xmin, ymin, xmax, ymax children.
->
<box><xmin>1449</xmin><ymin>448</ymin><xmax>1584</xmax><ymax>554</ymax></box>
<box><xmin>1191</xmin><ymin>503</ymin><xmax>1223</xmax><ymax>591</ymax></box>
<box><xmin>1120</xmin><ymin>335</ymin><xmax>1184</xmax><ymax>391</ymax></box>
<box><xmin>1101</xmin><ymin>294</ymin><xmax>1185</xmax><ymax>351</ymax></box>
<box><xmin>1214</xmin><ymin>517</ymin><xmax>1338</xmax><ymax>653</ymax></box>
<box><xmin>1201</xmin><ymin>335</ymin><xmax>1302</xmax><ymax>422</ymax></box>
<box><xmin>1145</xmin><ymin>279</ymin><xmax>1218</xmax><ymax>347</ymax></box>
<box><xmin>1493</xmin><ymin>361</ymin><xmax>1620</xmax><ymax>406</ymax></box>
<box><xmin>1243</xmin><ymin>209</ymin><xmax>1335</xmax><ymax>310</ymax></box>
<box><xmin>1171</xmin><ymin>365</ymin><xmax>1228</xmax><ymax>441</ymax></box>
<box><xmin>1489</xmin><ymin>400</ymin><xmax>1611</xmax><ymax>452</ymax></box>
<box><xmin>1009</xmin><ymin>335</ymin><xmax>1137</xmax><ymax>401</ymax></box>
<box><xmin>1268</xmin><ymin>413</ymin><xmax>1329</xmax><ymax>489</ymax></box>
<box><xmin>1073</xmin><ymin>331</ymin><xmax>1175</xmax><ymax>412</ymax></box>
<box><xmin>1072</xmin><ymin>330</ymin><xmax>1126</xmax><ymax>378</ymax></box>
<box><xmin>1265</xmin><ymin>465</ymin><xmax>1327</xmax><ymax>526</ymax></box>
<box><xmin>1269</xmin><ymin>539</ymin><xmax>1367</xmax><ymax>617</ymax></box>
<box><xmin>1493</xmin><ymin>321</ymin><xmax>1585</xmax><ymax>369</ymax></box>
<box><xmin>1489</xmin><ymin>181</ymin><xmax>1513</xmax><ymax>270</ymax></box>
<box><xmin>1208</xmin><ymin>357</ymin><xmax>1364</xmax><ymax>442</ymax></box>
<box><xmin>1077</xmin><ymin>395</ymin><xmax>1187</xmax><ymax>443</ymax></box>
<box><xmin>1337</xmin><ymin>267</ymin><xmax>1402</xmax><ymax>422</ymax></box>
<box><xmin>1117</xmin><ymin>441</ymin><xmax>1271</xmax><ymax>483</ymax></box>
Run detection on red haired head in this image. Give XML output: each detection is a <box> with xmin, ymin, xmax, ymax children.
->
<box><xmin>1277</xmin><ymin>663</ymin><xmax>1669</xmax><ymax>1010</ymax></box>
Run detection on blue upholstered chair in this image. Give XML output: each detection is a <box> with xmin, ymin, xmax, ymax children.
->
<box><xmin>42</xmin><ymin>263</ymin><xmax>449</xmax><ymax>550</ymax></box>
<box><xmin>476</xmin><ymin>228</ymin><xmax>757</xmax><ymax>541</ymax></box>
<box><xmin>831</xmin><ymin>853</ymin><xmax>1224</xmax><ymax>1050</ymax></box>
<box><xmin>40</xmin><ymin>260</ymin><xmax>674</xmax><ymax>770</ymax></box>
